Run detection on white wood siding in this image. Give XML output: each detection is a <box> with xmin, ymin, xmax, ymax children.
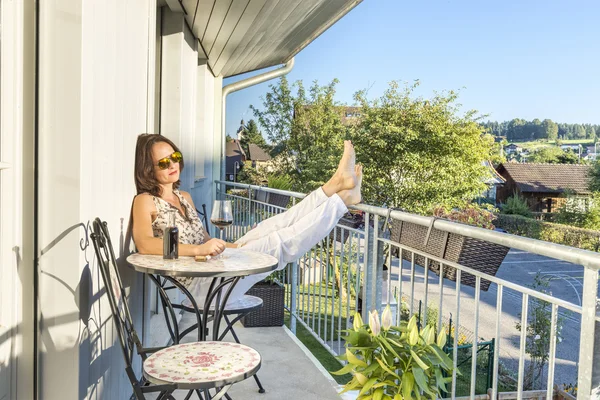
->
<box><xmin>38</xmin><ymin>1</ymin><xmax>155</xmax><ymax>398</ymax></box>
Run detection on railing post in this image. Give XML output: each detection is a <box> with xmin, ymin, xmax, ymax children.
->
<box><xmin>290</xmin><ymin>260</ymin><xmax>298</xmax><ymax>334</ymax></box>
<box><xmin>578</xmin><ymin>266</ymin><xmax>599</xmax><ymax>398</ymax></box>
<box><xmin>363</xmin><ymin>213</ymin><xmax>384</xmax><ymax>319</ymax></box>
<box><xmin>592</xmin><ymin>303</ymin><xmax>600</xmax><ymax>398</ymax></box>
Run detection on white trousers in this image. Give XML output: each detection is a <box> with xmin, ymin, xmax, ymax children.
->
<box><xmin>186</xmin><ymin>188</ymin><xmax>348</xmax><ymax>307</ymax></box>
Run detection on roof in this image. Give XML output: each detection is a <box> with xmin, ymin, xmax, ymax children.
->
<box><xmin>226</xmin><ymin>139</ymin><xmax>245</xmax><ymax>158</ymax></box>
<box><xmin>247</xmin><ymin>143</ymin><xmax>271</xmax><ymax>161</ymax></box>
<box><xmin>225</xmin><ymin>140</ymin><xmax>245</xmax><ymax>174</ymax></box>
<box><xmin>483</xmin><ymin>160</ymin><xmax>505</xmax><ymax>184</ymax></box>
<box><xmin>175</xmin><ymin>0</ymin><xmax>362</xmax><ymax>77</ymax></box>
<box><xmin>496</xmin><ymin>163</ymin><xmax>592</xmax><ymax>194</ymax></box>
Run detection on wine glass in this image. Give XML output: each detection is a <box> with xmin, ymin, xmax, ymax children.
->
<box><xmin>210</xmin><ymin>200</ymin><xmax>233</xmax><ymax>256</ymax></box>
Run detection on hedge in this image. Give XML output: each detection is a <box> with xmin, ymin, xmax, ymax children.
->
<box><xmin>495</xmin><ymin>214</ymin><xmax>600</xmax><ymax>252</ymax></box>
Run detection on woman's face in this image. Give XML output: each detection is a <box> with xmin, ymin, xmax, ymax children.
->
<box><xmin>152</xmin><ymin>141</ymin><xmax>180</xmax><ymax>186</ymax></box>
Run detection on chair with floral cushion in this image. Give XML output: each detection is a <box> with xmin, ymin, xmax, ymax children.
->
<box><xmin>90</xmin><ymin>218</ymin><xmax>261</xmax><ymax>400</ymax></box>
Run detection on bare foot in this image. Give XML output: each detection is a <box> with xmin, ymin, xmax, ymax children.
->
<box><xmin>335</xmin><ymin>140</ymin><xmax>355</xmax><ymax>177</ymax></box>
<box><xmin>339</xmin><ymin>164</ymin><xmax>362</xmax><ymax>206</ymax></box>
<box><xmin>323</xmin><ymin>141</ymin><xmax>357</xmax><ymax>196</ymax></box>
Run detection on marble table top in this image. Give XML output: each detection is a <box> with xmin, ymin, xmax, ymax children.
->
<box><xmin>126</xmin><ymin>248</ymin><xmax>278</xmax><ymax>278</ymax></box>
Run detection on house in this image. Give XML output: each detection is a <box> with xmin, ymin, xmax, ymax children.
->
<box><xmin>0</xmin><ymin>1</ymin><xmax>360</xmax><ymax>398</ymax></box>
<box><xmin>247</xmin><ymin>143</ymin><xmax>273</xmax><ymax>171</ymax></box>
<box><xmin>481</xmin><ymin>160</ymin><xmax>506</xmax><ymax>202</ymax></box>
<box><xmin>504</xmin><ymin>143</ymin><xmax>522</xmax><ymax>155</ymax></box>
<box><xmin>561</xmin><ymin>144</ymin><xmax>582</xmax><ymax>152</ymax></box>
<box><xmin>496</xmin><ymin>163</ymin><xmax>592</xmax><ymax>212</ymax></box>
<box><xmin>226</xmin><ymin>140</ymin><xmax>246</xmax><ymax>181</ymax></box>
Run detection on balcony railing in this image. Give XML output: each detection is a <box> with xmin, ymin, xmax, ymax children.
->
<box><xmin>215</xmin><ymin>180</ymin><xmax>599</xmax><ymax>399</ymax></box>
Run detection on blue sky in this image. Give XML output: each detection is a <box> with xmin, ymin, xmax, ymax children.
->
<box><xmin>224</xmin><ymin>0</ymin><xmax>599</xmax><ymax>138</ymax></box>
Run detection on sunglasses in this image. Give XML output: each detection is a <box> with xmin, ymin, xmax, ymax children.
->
<box><xmin>156</xmin><ymin>151</ymin><xmax>183</xmax><ymax>170</ymax></box>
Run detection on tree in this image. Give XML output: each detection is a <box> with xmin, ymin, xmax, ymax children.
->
<box><xmin>573</xmin><ymin>124</ymin><xmax>586</xmax><ymax>139</ymax></box>
<box><xmin>541</xmin><ymin>119</ymin><xmax>558</xmax><ymax>140</ymax></box>
<box><xmin>350</xmin><ymin>81</ymin><xmax>493</xmax><ymax>214</ymax></box>
<box><xmin>589</xmin><ymin>160</ymin><xmax>600</xmax><ymax>192</ymax></box>
<box><xmin>528</xmin><ymin>146</ymin><xmax>579</xmax><ymax>164</ymax></box>
<box><xmin>238</xmin><ymin>119</ymin><xmax>267</xmax><ymax>156</ymax></box>
<box><xmin>528</xmin><ymin>147</ymin><xmax>563</xmax><ymax>163</ymax></box>
<box><xmin>251</xmin><ymin>77</ymin><xmax>348</xmax><ymax>192</ymax></box>
<box><xmin>556</xmin><ymin>149</ymin><xmax>580</xmax><ymax>164</ymax></box>
<box><xmin>250</xmin><ymin>76</ymin><xmax>295</xmax><ymax>160</ymax></box>
<box><xmin>531</xmin><ymin>118</ymin><xmax>542</xmax><ymax>139</ymax></box>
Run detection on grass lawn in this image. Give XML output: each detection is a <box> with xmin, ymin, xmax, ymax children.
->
<box><xmin>283</xmin><ymin>281</ymin><xmax>356</xmax><ymax>385</ymax></box>
<box><xmin>516</xmin><ymin>138</ymin><xmax>594</xmax><ymax>150</ymax></box>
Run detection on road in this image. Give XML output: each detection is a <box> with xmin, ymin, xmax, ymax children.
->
<box><xmin>385</xmin><ymin>249</ymin><xmax>599</xmax><ymax>388</ymax></box>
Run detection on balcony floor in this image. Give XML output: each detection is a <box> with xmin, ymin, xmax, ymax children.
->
<box><xmin>149</xmin><ymin>313</ymin><xmax>344</xmax><ymax>399</ymax></box>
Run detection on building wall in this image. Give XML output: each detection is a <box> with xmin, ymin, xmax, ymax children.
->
<box><xmin>36</xmin><ymin>4</ymin><xmax>221</xmax><ymax>398</ymax></box>
<box><xmin>37</xmin><ymin>1</ymin><xmax>152</xmax><ymax>398</ymax></box>
<box><xmin>160</xmin><ymin>9</ymin><xmax>222</xmax><ymax>231</ymax></box>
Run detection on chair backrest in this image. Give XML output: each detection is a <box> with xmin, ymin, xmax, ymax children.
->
<box><xmin>90</xmin><ymin>218</ymin><xmax>142</xmax><ymax>369</ymax></box>
<box><xmin>196</xmin><ymin>203</ymin><xmax>209</xmax><ymax>231</ymax></box>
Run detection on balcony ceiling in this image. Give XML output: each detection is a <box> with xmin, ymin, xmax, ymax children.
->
<box><xmin>178</xmin><ymin>0</ymin><xmax>362</xmax><ymax>77</ymax></box>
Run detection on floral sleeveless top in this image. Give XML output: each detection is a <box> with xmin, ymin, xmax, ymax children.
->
<box><xmin>151</xmin><ymin>190</ymin><xmax>207</xmax><ymax>287</ymax></box>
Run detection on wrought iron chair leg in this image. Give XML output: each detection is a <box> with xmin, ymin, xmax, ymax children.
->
<box><xmin>221</xmin><ymin>314</ymin><xmax>266</xmax><ymax>394</ymax></box>
<box><xmin>253</xmin><ymin>374</ymin><xmax>266</xmax><ymax>394</ymax></box>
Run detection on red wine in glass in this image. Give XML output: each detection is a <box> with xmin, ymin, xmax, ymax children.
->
<box><xmin>211</xmin><ymin>200</ymin><xmax>234</xmax><ymax>245</ymax></box>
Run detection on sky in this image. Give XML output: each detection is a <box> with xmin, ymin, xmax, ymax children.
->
<box><xmin>224</xmin><ymin>0</ymin><xmax>600</xmax><ymax>138</ymax></box>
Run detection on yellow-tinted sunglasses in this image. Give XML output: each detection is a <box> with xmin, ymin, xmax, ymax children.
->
<box><xmin>156</xmin><ymin>151</ymin><xmax>183</xmax><ymax>170</ymax></box>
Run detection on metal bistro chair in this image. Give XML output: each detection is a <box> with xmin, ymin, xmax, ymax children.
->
<box><xmin>91</xmin><ymin>218</ymin><xmax>261</xmax><ymax>400</ymax></box>
<box><xmin>154</xmin><ymin>205</ymin><xmax>267</xmax><ymax>393</ymax></box>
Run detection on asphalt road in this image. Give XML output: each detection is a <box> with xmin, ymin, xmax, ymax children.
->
<box><xmin>385</xmin><ymin>249</ymin><xmax>600</xmax><ymax>389</ymax></box>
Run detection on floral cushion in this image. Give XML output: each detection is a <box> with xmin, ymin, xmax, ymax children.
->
<box><xmin>143</xmin><ymin>341</ymin><xmax>261</xmax><ymax>388</ymax></box>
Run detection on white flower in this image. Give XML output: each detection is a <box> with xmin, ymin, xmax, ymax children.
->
<box><xmin>381</xmin><ymin>305</ymin><xmax>393</xmax><ymax>331</ymax></box>
<box><xmin>369</xmin><ymin>310</ymin><xmax>381</xmax><ymax>336</ymax></box>
<box><xmin>353</xmin><ymin>312</ymin><xmax>364</xmax><ymax>331</ymax></box>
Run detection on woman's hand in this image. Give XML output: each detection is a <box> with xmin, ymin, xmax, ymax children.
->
<box><xmin>197</xmin><ymin>238</ymin><xmax>227</xmax><ymax>256</ymax></box>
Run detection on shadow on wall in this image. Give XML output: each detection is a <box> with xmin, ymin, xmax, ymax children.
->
<box><xmin>36</xmin><ymin>217</ymin><xmax>144</xmax><ymax>399</ymax></box>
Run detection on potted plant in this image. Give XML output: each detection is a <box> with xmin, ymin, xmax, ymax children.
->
<box><xmin>241</xmin><ymin>273</ymin><xmax>285</xmax><ymax>327</ymax></box>
<box><xmin>390</xmin><ymin>203</ymin><xmax>509</xmax><ymax>291</ymax></box>
<box><xmin>333</xmin><ymin>306</ymin><xmax>455</xmax><ymax>399</ymax></box>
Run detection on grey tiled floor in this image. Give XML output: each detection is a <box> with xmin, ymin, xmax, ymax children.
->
<box><xmin>147</xmin><ymin>315</ymin><xmax>342</xmax><ymax>400</ymax></box>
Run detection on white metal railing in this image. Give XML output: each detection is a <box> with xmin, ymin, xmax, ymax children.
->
<box><xmin>215</xmin><ymin>180</ymin><xmax>600</xmax><ymax>399</ymax></box>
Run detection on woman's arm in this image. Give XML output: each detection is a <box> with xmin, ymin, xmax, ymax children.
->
<box><xmin>132</xmin><ymin>194</ymin><xmax>225</xmax><ymax>256</ymax></box>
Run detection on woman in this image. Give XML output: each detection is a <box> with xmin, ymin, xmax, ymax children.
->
<box><xmin>132</xmin><ymin>133</ymin><xmax>362</xmax><ymax>305</ymax></box>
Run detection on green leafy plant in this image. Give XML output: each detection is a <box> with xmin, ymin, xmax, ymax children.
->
<box><xmin>333</xmin><ymin>307</ymin><xmax>456</xmax><ymax>399</ymax></box>
<box><xmin>432</xmin><ymin>203</ymin><xmax>497</xmax><ymax>229</ymax></box>
<box><xmin>267</xmin><ymin>174</ymin><xmax>293</xmax><ymax>190</ymax></box>
<box><xmin>501</xmin><ymin>193</ymin><xmax>532</xmax><ymax>217</ymax></box>
<box><xmin>515</xmin><ymin>273</ymin><xmax>565</xmax><ymax>390</ymax></box>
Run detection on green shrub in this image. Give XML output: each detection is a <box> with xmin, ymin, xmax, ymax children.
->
<box><xmin>495</xmin><ymin>214</ymin><xmax>600</xmax><ymax>252</ymax></box>
<box><xmin>500</xmin><ymin>193</ymin><xmax>532</xmax><ymax>218</ymax></box>
<box><xmin>432</xmin><ymin>203</ymin><xmax>498</xmax><ymax>229</ymax></box>
<box><xmin>267</xmin><ymin>174</ymin><xmax>293</xmax><ymax>190</ymax></box>
<box><xmin>554</xmin><ymin>193</ymin><xmax>600</xmax><ymax>230</ymax></box>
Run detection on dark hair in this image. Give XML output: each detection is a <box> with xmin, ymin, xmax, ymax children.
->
<box><xmin>134</xmin><ymin>134</ymin><xmax>184</xmax><ymax>196</ymax></box>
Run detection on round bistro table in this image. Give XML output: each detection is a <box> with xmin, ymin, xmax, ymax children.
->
<box><xmin>127</xmin><ymin>248</ymin><xmax>278</xmax><ymax>342</ymax></box>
